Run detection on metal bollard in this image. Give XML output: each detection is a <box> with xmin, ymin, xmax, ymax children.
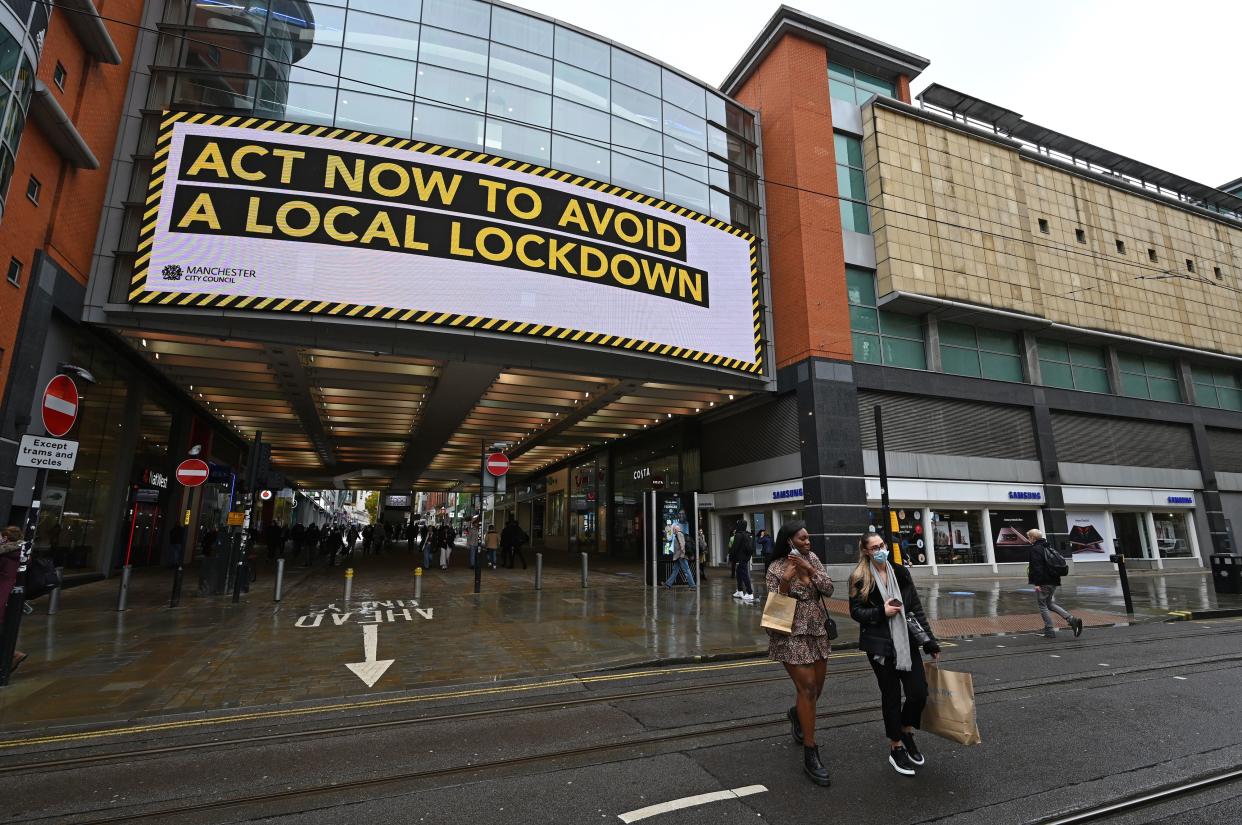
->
<box><xmin>47</xmin><ymin>567</ymin><xmax>63</xmax><ymax>614</ymax></box>
<box><xmin>344</xmin><ymin>567</ymin><xmax>354</xmax><ymax>602</ymax></box>
<box><xmin>169</xmin><ymin>564</ymin><xmax>184</xmax><ymax>608</ymax></box>
<box><xmin>580</xmin><ymin>552</ymin><xmax>588</xmax><ymax>588</ymax></box>
<box><xmin>273</xmin><ymin>558</ymin><xmax>285</xmax><ymax>602</ymax></box>
<box><xmin>535</xmin><ymin>553</ymin><xmax>543</xmax><ymax>591</ymax></box>
<box><xmin>414</xmin><ymin>567</ymin><xmax>423</xmax><ymax>603</ymax></box>
<box><xmin>473</xmin><ymin>548</ymin><xmax>482</xmax><ymax>594</ymax></box>
<box><xmin>1109</xmin><ymin>553</ymin><xmax>1135</xmax><ymax>614</ymax></box>
<box><xmin>116</xmin><ymin>564</ymin><xmax>132</xmax><ymax>611</ymax></box>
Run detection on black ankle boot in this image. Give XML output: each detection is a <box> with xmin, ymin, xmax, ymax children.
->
<box><xmin>787</xmin><ymin>706</ymin><xmax>803</xmax><ymax>745</ymax></box>
<box><xmin>803</xmin><ymin>745</ymin><xmax>831</xmax><ymax>786</ymax></box>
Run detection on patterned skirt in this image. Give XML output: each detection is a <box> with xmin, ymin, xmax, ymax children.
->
<box><xmin>768</xmin><ymin>632</ymin><xmax>831</xmax><ymax>665</ymax></box>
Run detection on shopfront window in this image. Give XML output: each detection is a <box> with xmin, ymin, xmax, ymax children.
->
<box><xmin>930</xmin><ymin>509</ymin><xmax>986</xmax><ymax>565</ymax></box>
<box><xmin>569</xmin><ymin>459</ymin><xmax>602</xmax><ymax>553</ymax></box>
<box><xmin>988</xmin><ymin>509</ymin><xmax>1040</xmax><ymax>564</ymax></box>
<box><xmin>1153</xmin><ymin>512</ymin><xmax>1192</xmax><ymax>558</ymax></box>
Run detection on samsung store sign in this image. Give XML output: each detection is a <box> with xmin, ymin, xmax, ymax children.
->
<box><xmin>772</xmin><ymin>487</ymin><xmax>804</xmax><ymax>501</ymax></box>
<box><xmin>136</xmin><ymin>115</ymin><xmax>763</xmax><ymax>374</ymax></box>
<box><xmin>1167</xmin><ymin>496</ymin><xmax>1194</xmax><ymax>505</ymax></box>
<box><xmin>1008</xmin><ymin>491</ymin><xmax>1042</xmax><ymax>501</ymax></box>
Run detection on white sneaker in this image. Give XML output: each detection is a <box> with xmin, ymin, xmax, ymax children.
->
<box><xmin>732</xmin><ymin>590</ymin><xmax>743</xmax><ymax>598</ymax></box>
<box><xmin>742</xmin><ymin>594</ymin><xmax>755</xmax><ymax>603</ymax></box>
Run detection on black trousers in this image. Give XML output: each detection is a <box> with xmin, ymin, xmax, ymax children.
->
<box><xmin>868</xmin><ymin>646</ymin><xmax>927</xmax><ymax>742</ymax></box>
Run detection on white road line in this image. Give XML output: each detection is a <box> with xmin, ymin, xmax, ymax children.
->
<box><xmin>1173</xmin><ymin>676</ymin><xmax>1188</xmax><ymax>680</ymax></box>
<box><xmin>618</xmin><ymin>785</ymin><xmax>767</xmax><ymax>823</ymax></box>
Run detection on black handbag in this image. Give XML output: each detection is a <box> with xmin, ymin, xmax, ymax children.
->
<box><xmin>24</xmin><ymin>557</ymin><xmax>62</xmax><ymax>600</ymax></box>
<box><xmin>819</xmin><ymin>596</ymin><xmax>839</xmax><ymax>640</ymax></box>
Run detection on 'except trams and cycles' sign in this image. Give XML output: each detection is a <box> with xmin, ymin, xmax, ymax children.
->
<box><xmin>17</xmin><ymin>434</ymin><xmax>78</xmax><ymax>471</ymax></box>
<box><xmin>134</xmin><ymin>113</ymin><xmax>763</xmax><ymax>374</ymax></box>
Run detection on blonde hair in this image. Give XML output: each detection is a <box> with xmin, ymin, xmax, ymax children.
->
<box><xmin>1027</xmin><ymin>528</ymin><xmax>1043</xmax><ymax>541</ymax></box>
<box><xmin>848</xmin><ymin>532</ymin><xmax>883</xmax><ymax>602</ymax></box>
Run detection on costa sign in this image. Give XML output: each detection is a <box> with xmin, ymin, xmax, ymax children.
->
<box><xmin>133</xmin><ymin>114</ymin><xmax>762</xmax><ymax>374</ymax></box>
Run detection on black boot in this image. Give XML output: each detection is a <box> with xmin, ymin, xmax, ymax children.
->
<box><xmin>803</xmin><ymin>745</ymin><xmax>831</xmax><ymax>786</ymax></box>
<box><xmin>787</xmin><ymin>706</ymin><xmax>803</xmax><ymax>745</ymax></box>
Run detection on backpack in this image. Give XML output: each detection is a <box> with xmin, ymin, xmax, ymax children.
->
<box><xmin>25</xmin><ymin>557</ymin><xmax>62</xmax><ymax>600</ymax></box>
<box><xmin>1045</xmin><ymin>545</ymin><xmax>1069</xmax><ymax>576</ymax></box>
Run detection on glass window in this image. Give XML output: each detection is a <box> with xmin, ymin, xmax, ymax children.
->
<box><xmin>416</xmin><ymin>63</ymin><xmax>487</xmax><ymax>111</ymax></box>
<box><xmin>350</xmin><ymin>0</ymin><xmax>419</xmax><ymax>17</ymax></box>
<box><xmin>828</xmin><ymin>61</ymin><xmax>895</xmax><ymax>106</ymax></box>
<box><xmin>485</xmin><ymin>120</ymin><xmax>549</xmax><ymax>164</ymax></box>
<box><xmin>553</xmin><ymin>134</ymin><xmax>608</xmax><ymax>178</ymax></box>
<box><xmin>612</xmin><ymin>47</ymin><xmax>660</xmax><ymax>95</ymax></box>
<box><xmin>272</xmin><ymin>3</ymin><xmax>345</xmax><ymax>48</ymax></box>
<box><xmin>554</xmin><ymin>98</ymin><xmax>608</xmax><ymax>142</ymax></box>
<box><xmin>1119</xmin><ymin>353</ymin><xmax>1182</xmax><ymax>402</ymax></box>
<box><xmin>931</xmin><ymin>509</ymin><xmax>987</xmax><ymax>565</ymax></box>
<box><xmin>706</xmin><ymin>94</ymin><xmax>727</xmax><ymax>127</ymax></box>
<box><xmin>554</xmin><ymin>26</ymin><xmax>609</xmax><ymax>75</ymax></box>
<box><xmin>417</xmin><ymin>26</ymin><xmax>488</xmax><ymax>76</ymax></box>
<box><xmin>0</xmin><ymin>31</ymin><xmax>19</xmax><ymax>85</ymax></box>
<box><xmin>260</xmin><ymin>81</ymin><xmax>336</xmax><ymax>126</ymax></box>
<box><xmin>340</xmin><ymin>51</ymin><xmax>416</xmax><ymax>97</ymax></box>
<box><xmin>1037</xmin><ymin>339</ymin><xmax>1108</xmax><ymax>392</ymax></box>
<box><xmin>421</xmin><ymin>0</ymin><xmax>490</xmax><ymax>38</ymax></box>
<box><xmin>612</xmin><ymin>117</ymin><xmax>661</xmax><ymax>160</ymax></box>
<box><xmin>835</xmin><ymin>131</ymin><xmax>869</xmax><ymax>233</ymax></box>
<box><xmin>489</xmin><ymin>43</ymin><xmax>552</xmax><ymax>93</ymax></box>
<box><xmin>940</xmin><ymin>322</ymin><xmax>1023</xmax><ymax>381</ymax></box>
<box><xmin>335</xmin><ymin>88</ymin><xmax>412</xmax><ymax>139</ymax></box>
<box><xmin>413</xmin><ymin>101</ymin><xmax>484</xmax><ymax>149</ymax></box>
<box><xmin>284</xmin><ymin>43</ymin><xmax>342</xmax><ymax>84</ymax></box>
<box><xmin>1193</xmin><ymin>366</ymin><xmax>1242</xmax><ymax>411</ymax></box>
<box><xmin>344</xmin><ymin>12</ymin><xmax>419</xmax><ymax>62</ymax></box>
<box><xmin>611</xmin><ymin>151</ymin><xmax>663</xmax><ymax>196</ymax></box>
<box><xmin>661</xmin><ymin>68</ymin><xmax>704</xmax><ymax>117</ymax></box>
<box><xmin>846</xmin><ymin>267</ymin><xmax>925</xmax><ymax>369</ymax></box>
<box><xmin>1153</xmin><ymin>513</ymin><xmax>1193</xmax><ymax>558</ymax></box>
<box><xmin>490</xmin><ymin>5</ymin><xmax>552</xmax><ymax>53</ymax></box>
<box><xmin>662</xmin><ymin>101</ymin><xmax>706</xmax><ymax>149</ymax></box>
<box><xmin>663</xmin><ymin>170</ymin><xmax>709</xmax><ymax>213</ymax></box>
<box><xmin>553</xmin><ymin>61</ymin><xmax>608</xmax><ymax>109</ymax></box>
<box><xmin>488</xmin><ymin>80</ymin><xmax>551</xmax><ymax>128</ymax></box>
<box><xmin>611</xmin><ymin>82</ymin><xmax>660</xmax><ymax>130</ymax></box>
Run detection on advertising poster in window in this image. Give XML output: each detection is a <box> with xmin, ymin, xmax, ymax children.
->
<box><xmin>988</xmin><ymin>510</ymin><xmax>1040</xmax><ymax>564</ymax></box>
<box><xmin>1066</xmin><ymin>511</ymin><xmax>1110</xmax><ymax>556</ymax></box>
<box><xmin>134</xmin><ymin>114</ymin><xmax>763</xmax><ymax>374</ymax></box>
<box><xmin>950</xmin><ymin>521</ymin><xmax>971</xmax><ymax>550</ymax></box>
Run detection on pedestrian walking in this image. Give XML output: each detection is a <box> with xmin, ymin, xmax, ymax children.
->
<box><xmin>433</xmin><ymin>520</ymin><xmax>456</xmax><ymax>569</ymax></box>
<box><xmin>484</xmin><ymin>524</ymin><xmax>500</xmax><ymax>568</ymax></box>
<box><xmin>729</xmin><ymin>519</ymin><xmax>755</xmax><ymax>602</ymax></box>
<box><xmin>765</xmin><ymin>520</ymin><xmax>834</xmax><ymax>786</ymax></box>
<box><xmin>1028</xmin><ymin>528</ymin><xmax>1082</xmax><ymax>639</ymax></box>
<box><xmin>501</xmin><ymin>518</ymin><xmax>528</xmax><ymax>569</ymax></box>
<box><xmin>662</xmin><ymin>524</ymin><xmax>696</xmax><ymax>589</ymax></box>
<box><xmin>756</xmin><ymin>528</ymin><xmax>774</xmax><ymax>571</ymax></box>
<box><xmin>467</xmin><ymin>516</ymin><xmax>482</xmax><ymax>569</ymax></box>
<box><xmin>0</xmin><ymin>526</ymin><xmax>27</xmax><ymax>674</ymax></box>
<box><xmin>849</xmin><ymin>531</ymin><xmax>941</xmax><ymax>776</ymax></box>
<box><xmin>696</xmin><ymin>527</ymin><xmax>709</xmax><ymax>581</ymax></box>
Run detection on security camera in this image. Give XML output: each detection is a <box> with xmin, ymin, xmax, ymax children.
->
<box><xmin>57</xmin><ymin>363</ymin><xmax>97</xmax><ymax>385</ymax></box>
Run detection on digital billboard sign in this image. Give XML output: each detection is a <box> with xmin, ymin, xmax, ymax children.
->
<box><xmin>132</xmin><ymin>112</ymin><xmax>763</xmax><ymax>374</ymax></box>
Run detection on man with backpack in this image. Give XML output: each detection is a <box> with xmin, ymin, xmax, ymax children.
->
<box><xmin>1027</xmin><ymin>528</ymin><xmax>1083</xmax><ymax>639</ymax></box>
<box><xmin>729</xmin><ymin>519</ymin><xmax>755</xmax><ymax>603</ymax></box>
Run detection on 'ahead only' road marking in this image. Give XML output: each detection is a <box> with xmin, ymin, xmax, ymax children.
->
<box><xmin>619</xmin><ymin>785</ymin><xmax>767</xmax><ymax>823</ymax></box>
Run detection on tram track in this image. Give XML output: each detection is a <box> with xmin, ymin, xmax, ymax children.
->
<box><xmin>1036</xmin><ymin>766</ymin><xmax>1242</xmax><ymax>824</ymax></box>
<box><xmin>2</xmin><ymin>622</ymin><xmax>1240</xmax><ymax>775</ymax></box>
<box><xmin>16</xmin><ymin>648</ymin><xmax>1242</xmax><ymax>824</ymax></box>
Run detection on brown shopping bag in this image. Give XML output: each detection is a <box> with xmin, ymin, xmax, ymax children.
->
<box><xmin>760</xmin><ymin>591</ymin><xmax>797</xmax><ymax>633</ymax></box>
<box><xmin>922</xmin><ymin>664</ymin><xmax>982</xmax><ymax>745</ymax></box>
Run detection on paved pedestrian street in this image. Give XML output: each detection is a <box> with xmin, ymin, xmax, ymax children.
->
<box><xmin>2</xmin><ymin>548</ymin><xmax>1236</xmax><ymax>735</ymax></box>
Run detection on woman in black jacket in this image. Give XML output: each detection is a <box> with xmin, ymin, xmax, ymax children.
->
<box><xmin>849</xmin><ymin>532</ymin><xmax>941</xmax><ymax>776</ymax></box>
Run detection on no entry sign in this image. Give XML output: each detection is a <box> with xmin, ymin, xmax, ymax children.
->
<box><xmin>175</xmin><ymin>458</ymin><xmax>210</xmax><ymax>487</ymax></box>
<box><xmin>485</xmin><ymin>452</ymin><xmax>510</xmax><ymax>477</ymax></box>
<box><xmin>41</xmin><ymin>375</ymin><xmax>79</xmax><ymax>437</ymax></box>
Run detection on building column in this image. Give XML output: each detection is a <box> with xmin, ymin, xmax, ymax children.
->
<box><xmin>1189</xmin><ymin>420</ymin><xmax>1231</xmax><ymax>555</ymax></box>
<box><xmin>789</xmin><ymin>358</ymin><xmax>869</xmax><ymax>564</ymax></box>
<box><xmin>1030</xmin><ymin>397</ymin><xmax>1069</xmax><ymax>552</ymax></box>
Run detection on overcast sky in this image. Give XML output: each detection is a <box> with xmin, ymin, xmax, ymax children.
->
<box><xmin>516</xmin><ymin>0</ymin><xmax>1239</xmax><ymax>188</ymax></box>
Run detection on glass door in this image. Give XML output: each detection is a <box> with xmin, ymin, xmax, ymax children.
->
<box><xmin>1111</xmin><ymin>512</ymin><xmax>1152</xmax><ymax>559</ymax></box>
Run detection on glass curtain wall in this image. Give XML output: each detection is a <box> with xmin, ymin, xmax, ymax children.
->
<box><xmin>0</xmin><ymin>1</ymin><xmax>40</xmax><ymax>215</ymax></box>
<box><xmin>154</xmin><ymin>0</ymin><xmax>760</xmax><ymax>230</ymax></box>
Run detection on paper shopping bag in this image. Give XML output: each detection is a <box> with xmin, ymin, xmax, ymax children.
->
<box><xmin>922</xmin><ymin>663</ymin><xmax>982</xmax><ymax>745</ymax></box>
<box><xmin>760</xmin><ymin>591</ymin><xmax>797</xmax><ymax>634</ymax></box>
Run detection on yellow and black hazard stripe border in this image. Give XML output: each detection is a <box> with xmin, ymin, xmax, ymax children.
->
<box><xmin>131</xmin><ymin>111</ymin><xmax>766</xmax><ymax>376</ymax></box>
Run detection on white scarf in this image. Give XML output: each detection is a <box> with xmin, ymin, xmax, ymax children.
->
<box><xmin>873</xmin><ymin>560</ymin><xmax>912</xmax><ymax>672</ymax></box>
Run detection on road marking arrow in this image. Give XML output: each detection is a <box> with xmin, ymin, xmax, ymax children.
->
<box><xmin>345</xmin><ymin>624</ymin><xmax>394</xmax><ymax>688</ymax></box>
